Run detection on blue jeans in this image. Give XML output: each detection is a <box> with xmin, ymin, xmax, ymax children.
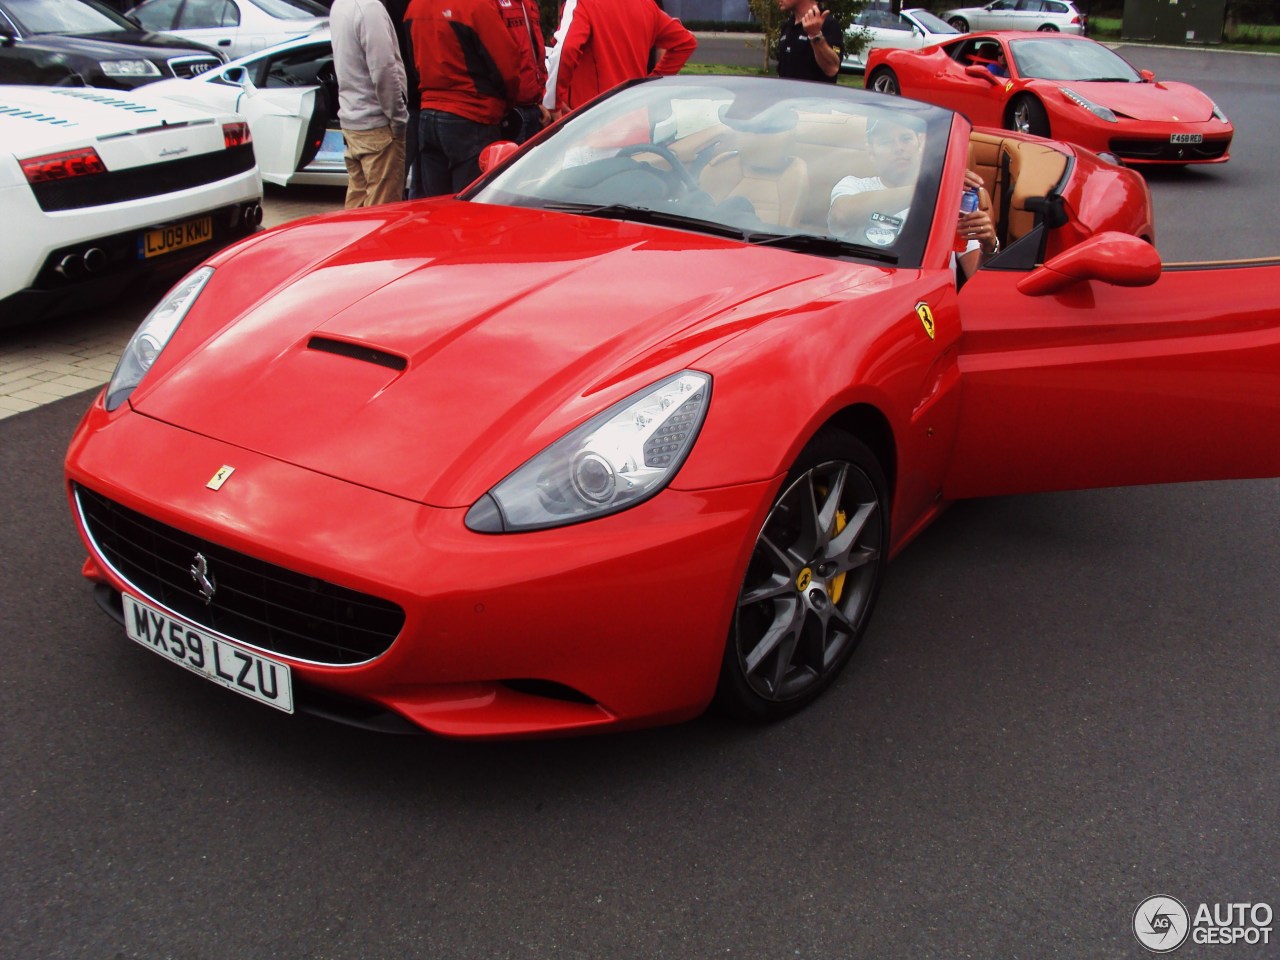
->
<box><xmin>417</xmin><ymin>110</ymin><xmax>500</xmax><ymax>197</ymax></box>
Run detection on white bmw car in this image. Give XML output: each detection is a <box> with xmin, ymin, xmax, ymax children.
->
<box><xmin>0</xmin><ymin>85</ymin><xmax>263</xmax><ymax>327</ymax></box>
<box><xmin>144</xmin><ymin>31</ymin><xmax>343</xmax><ymax>188</ymax></box>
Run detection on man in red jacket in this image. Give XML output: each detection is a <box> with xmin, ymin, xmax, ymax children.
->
<box><xmin>542</xmin><ymin>0</ymin><xmax>697</xmax><ymax>119</ymax></box>
<box><xmin>406</xmin><ymin>0</ymin><xmax>541</xmax><ymax>195</ymax></box>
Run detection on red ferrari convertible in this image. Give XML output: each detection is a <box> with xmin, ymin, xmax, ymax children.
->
<box><xmin>66</xmin><ymin>77</ymin><xmax>1278</xmax><ymax>739</ymax></box>
<box><xmin>867</xmin><ymin>32</ymin><xmax>1233</xmax><ymax>164</ymax></box>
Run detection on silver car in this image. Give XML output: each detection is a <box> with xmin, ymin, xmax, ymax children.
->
<box><xmin>126</xmin><ymin>0</ymin><xmax>329</xmax><ymax>61</ymax></box>
<box><xmin>943</xmin><ymin>0</ymin><xmax>1086</xmax><ymax>35</ymax></box>
<box><xmin>842</xmin><ymin>6</ymin><xmax>959</xmax><ymax>72</ymax></box>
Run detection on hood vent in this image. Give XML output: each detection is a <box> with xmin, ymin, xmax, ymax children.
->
<box><xmin>307</xmin><ymin>336</ymin><xmax>408</xmax><ymax>371</ymax></box>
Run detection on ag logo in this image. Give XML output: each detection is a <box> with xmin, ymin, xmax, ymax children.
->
<box><xmin>915</xmin><ymin>302</ymin><xmax>936</xmax><ymax>340</ymax></box>
<box><xmin>1133</xmin><ymin>895</ymin><xmax>1190</xmax><ymax>953</ymax></box>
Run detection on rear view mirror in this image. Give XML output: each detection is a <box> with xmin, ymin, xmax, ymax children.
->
<box><xmin>478</xmin><ymin>141</ymin><xmax>519</xmax><ymax>174</ymax></box>
<box><xmin>1017</xmin><ymin>231</ymin><xmax>1161</xmax><ymax>296</ymax></box>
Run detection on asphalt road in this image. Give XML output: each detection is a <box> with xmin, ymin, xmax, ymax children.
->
<box><xmin>3</xmin><ymin>47</ymin><xmax>1279</xmax><ymax>960</ymax></box>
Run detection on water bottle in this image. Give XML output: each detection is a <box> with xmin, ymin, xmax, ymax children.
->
<box><xmin>955</xmin><ymin>186</ymin><xmax>980</xmax><ymax>252</ymax></box>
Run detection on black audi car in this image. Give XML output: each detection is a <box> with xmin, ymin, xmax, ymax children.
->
<box><xmin>0</xmin><ymin>0</ymin><xmax>223</xmax><ymax>89</ymax></box>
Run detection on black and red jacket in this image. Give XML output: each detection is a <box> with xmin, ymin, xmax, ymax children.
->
<box><xmin>406</xmin><ymin>0</ymin><xmax>539</xmax><ymax>124</ymax></box>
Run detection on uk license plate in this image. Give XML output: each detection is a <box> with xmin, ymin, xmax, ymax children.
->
<box><xmin>140</xmin><ymin>215</ymin><xmax>213</xmax><ymax>259</ymax></box>
<box><xmin>122</xmin><ymin>593</ymin><xmax>294</xmax><ymax>713</ymax></box>
<box><xmin>1170</xmin><ymin>133</ymin><xmax>1203</xmax><ymax>144</ymax></box>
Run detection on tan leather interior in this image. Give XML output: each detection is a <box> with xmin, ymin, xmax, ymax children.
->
<box><xmin>968</xmin><ymin>130</ymin><xmax>1069</xmax><ymax>247</ymax></box>
<box><xmin>672</xmin><ymin>116</ymin><xmax>1067</xmax><ymax>244</ymax></box>
<box><xmin>698</xmin><ymin>132</ymin><xmax>810</xmax><ymax>228</ymax></box>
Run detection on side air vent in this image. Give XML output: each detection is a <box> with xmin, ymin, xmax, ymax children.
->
<box><xmin>307</xmin><ymin>336</ymin><xmax>407</xmax><ymax>371</ymax></box>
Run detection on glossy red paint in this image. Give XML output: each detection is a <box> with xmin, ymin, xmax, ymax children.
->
<box><xmin>868</xmin><ymin>32</ymin><xmax>1234</xmax><ymax>165</ymax></box>
<box><xmin>65</xmin><ymin>78</ymin><xmax>1279</xmax><ymax>737</ymax></box>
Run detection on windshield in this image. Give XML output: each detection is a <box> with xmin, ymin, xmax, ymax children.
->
<box><xmin>911</xmin><ymin>10</ymin><xmax>959</xmax><ymax>33</ymax></box>
<box><xmin>468</xmin><ymin>76</ymin><xmax>954</xmax><ymax>268</ymax></box>
<box><xmin>3</xmin><ymin>0</ymin><xmax>133</xmax><ymax>34</ymax></box>
<box><xmin>1010</xmin><ymin>38</ymin><xmax>1141</xmax><ymax>81</ymax></box>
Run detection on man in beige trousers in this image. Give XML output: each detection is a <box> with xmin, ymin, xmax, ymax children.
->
<box><xmin>331</xmin><ymin>0</ymin><xmax>409</xmax><ymax>207</ymax></box>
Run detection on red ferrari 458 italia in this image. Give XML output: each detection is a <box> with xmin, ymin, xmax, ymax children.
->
<box><xmin>867</xmin><ymin>32</ymin><xmax>1233</xmax><ymax>164</ymax></box>
<box><xmin>66</xmin><ymin>77</ymin><xmax>1278</xmax><ymax>739</ymax></box>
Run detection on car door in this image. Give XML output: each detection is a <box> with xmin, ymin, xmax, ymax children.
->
<box><xmin>982</xmin><ymin>0</ymin><xmax>1020</xmax><ymax>30</ymax></box>
<box><xmin>930</xmin><ymin>38</ymin><xmax>1008</xmax><ymax>127</ymax></box>
<box><xmin>945</xmin><ymin>252</ymin><xmax>1280</xmax><ymax>499</ymax></box>
<box><xmin>877</xmin><ymin>11</ymin><xmax>922</xmax><ymax>53</ymax></box>
<box><xmin>232</xmin><ymin>82</ymin><xmax>320</xmax><ymax>185</ymax></box>
<box><xmin>172</xmin><ymin>0</ymin><xmax>242</xmax><ymax>58</ymax></box>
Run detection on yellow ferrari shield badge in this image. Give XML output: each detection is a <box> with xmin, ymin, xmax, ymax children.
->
<box><xmin>915</xmin><ymin>302</ymin><xmax>936</xmax><ymax>340</ymax></box>
<box><xmin>206</xmin><ymin>465</ymin><xmax>235</xmax><ymax>490</ymax></box>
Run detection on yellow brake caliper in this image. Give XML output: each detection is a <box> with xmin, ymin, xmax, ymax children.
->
<box><xmin>830</xmin><ymin>508</ymin><xmax>848</xmax><ymax>604</ymax></box>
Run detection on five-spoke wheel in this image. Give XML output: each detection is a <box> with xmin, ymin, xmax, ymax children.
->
<box><xmin>717</xmin><ymin>432</ymin><xmax>888</xmax><ymax>720</ymax></box>
<box><xmin>868</xmin><ymin>67</ymin><xmax>900</xmax><ymax>96</ymax></box>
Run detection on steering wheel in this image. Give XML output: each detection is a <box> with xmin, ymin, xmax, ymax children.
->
<box><xmin>615</xmin><ymin>142</ymin><xmax>701</xmax><ymax>197</ymax></box>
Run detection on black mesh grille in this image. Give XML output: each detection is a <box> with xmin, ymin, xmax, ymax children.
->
<box><xmin>31</xmin><ymin>143</ymin><xmax>255</xmax><ymax>212</ymax></box>
<box><xmin>76</xmin><ymin>484</ymin><xmax>405</xmax><ymax>665</ymax></box>
<box><xmin>1108</xmin><ymin>137</ymin><xmax>1231</xmax><ymax>162</ymax></box>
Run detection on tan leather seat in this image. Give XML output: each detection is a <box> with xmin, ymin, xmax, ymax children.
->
<box><xmin>698</xmin><ymin>132</ymin><xmax>810</xmax><ymax>229</ymax></box>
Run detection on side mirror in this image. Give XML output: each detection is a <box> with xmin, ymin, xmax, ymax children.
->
<box><xmin>1017</xmin><ymin>231</ymin><xmax>1161</xmax><ymax>296</ymax></box>
<box><xmin>223</xmin><ymin>65</ymin><xmax>251</xmax><ymax>87</ymax></box>
<box><xmin>965</xmin><ymin>64</ymin><xmax>1000</xmax><ymax>83</ymax></box>
<box><xmin>478</xmin><ymin>140</ymin><xmax>519</xmax><ymax>174</ymax></box>
<box><xmin>1139</xmin><ymin>68</ymin><xmax>1156</xmax><ymax>82</ymax></box>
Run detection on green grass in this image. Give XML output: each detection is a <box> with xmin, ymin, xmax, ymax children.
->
<box><xmin>679</xmin><ymin>61</ymin><xmax>866</xmax><ymax>88</ymax></box>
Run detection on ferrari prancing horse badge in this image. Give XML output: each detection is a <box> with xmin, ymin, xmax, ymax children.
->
<box><xmin>915</xmin><ymin>302</ymin><xmax>936</xmax><ymax>340</ymax></box>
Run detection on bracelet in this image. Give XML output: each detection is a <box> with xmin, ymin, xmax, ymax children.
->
<box><xmin>808</xmin><ymin>33</ymin><xmax>824</xmax><ymax>41</ymax></box>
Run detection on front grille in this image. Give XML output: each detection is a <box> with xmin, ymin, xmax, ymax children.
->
<box><xmin>76</xmin><ymin>484</ymin><xmax>405</xmax><ymax>665</ymax></box>
<box><xmin>1108</xmin><ymin>136</ymin><xmax>1231</xmax><ymax>162</ymax></box>
<box><xmin>30</xmin><ymin>143</ymin><xmax>255</xmax><ymax>212</ymax></box>
<box><xmin>168</xmin><ymin>55</ymin><xmax>222</xmax><ymax>78</ymax></box>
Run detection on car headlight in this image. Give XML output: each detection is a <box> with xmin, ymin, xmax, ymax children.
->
<box><xmin>1059</xmin><ymin>86</ymin><xmax>1117</xmax><ymax>123</ymax></box>
<box><xmin>466</xmin><ymin>371</ymin><xmax>711</xmax><ymax>533</ymax></box>
<box><xmin>1211</xmin><ymin>101</ymin><xmax>1229</xmax><ymax>123</ymax></box>
<box><xmin>105</xmin><ymin>266</ymin><xmax>213</xmax><ymax>411</ymax></box>
<box><xmin>99</xmin><ymin>60</ymin><xmax>162</xmax><ymax>78</ymax></box>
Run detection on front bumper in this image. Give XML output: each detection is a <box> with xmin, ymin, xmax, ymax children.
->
<box><xmin>66</xmin><ymin>398</ymin><xmax>776</xmax><ymax>739</ymax></box>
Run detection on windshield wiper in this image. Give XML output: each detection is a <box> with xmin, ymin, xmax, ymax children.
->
<box><xmin>540</xmin><ymin>201</ymin><xmax>750</xmax><ymax>239</ymax></box>
<box><xmin>1078</xmin><ymin>76</ymin><xmax>1134</xmax><ymax>82</ymax></box>
<box><xmin>742</xmin><ymin>231</ymin><xmax>899</xmax><ymax>263</ymax></box>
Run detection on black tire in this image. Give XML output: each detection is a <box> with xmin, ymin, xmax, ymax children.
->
<box><xmin>1009</xmin><ymin>95</ymin><xmax>1050</xmax><ymax>138</ymax></box>
<box><xmin>716</xmin><ymin>430</ymin><xmax>889</xmax><ymax>722</ymax></box>
<box><xmin>1037</xmin><ymin>23</ymin><xmax>1059</xmax><ymax>31</ymax></box>
<box><xmin>948</xmin><ymin>16</ymin><xmax>969</xmax><ymax>31</ymax></box>
<box><xmin>868</xmin><ymin>67</ymin><xmax>900</xmax><ymax>96</ymax></box>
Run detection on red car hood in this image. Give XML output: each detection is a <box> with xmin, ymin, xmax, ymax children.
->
<box><xmin>1062</xmin><ymin>80</ymin><xmax>1215</xmax><ymax>123</ymax></box>
<box><xmin>133</xmin><ymin>201</ymin><xmax>862</xmax><ymax>505</ymax></box>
